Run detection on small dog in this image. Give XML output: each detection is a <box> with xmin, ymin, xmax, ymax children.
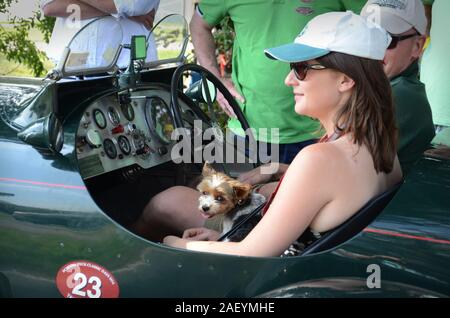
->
<box><xmin>196</xmin><ymin>162</ymin><xmax>266</xmax><ymax>242</ymax></box>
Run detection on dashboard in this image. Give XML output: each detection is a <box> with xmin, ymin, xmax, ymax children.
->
<box><xmin>76</xmin><ymin>86</ymin><xmax>196</xmax><ymax>179</ymax></box>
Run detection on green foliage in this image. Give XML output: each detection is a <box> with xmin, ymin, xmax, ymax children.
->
<box><xmin>0</xmin><ymin>0</ymin><xmax>16</xmax><ymax>13</ymax></box>
<box><xmin>213</xmin><ymin>15</ymin><xmax>234</xmax><ymax>56</ymax></box>
<box><xmin>154</xmin><ymin>27</ymin><xmax>182</xmax><ymax>48</ymax></box>
<box><xmin>0</xmin><ymin>0</ymin><xmax>55</xmax><ymax>77</ymax></box>
<box><xmin>199</xmin><ymin>100</ymin><xmax>228</xmax><ymax>129</ymax></box>
<box><xmin>212</xmin><ymin>15</ymin><xmax>234</xmax><ymax>73</ymax></box>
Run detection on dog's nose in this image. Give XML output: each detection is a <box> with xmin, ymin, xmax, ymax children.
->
<box><xmin>202</xmin><ymin>205</ymin><xmax>210</xmax><ymax>212</ymax></box>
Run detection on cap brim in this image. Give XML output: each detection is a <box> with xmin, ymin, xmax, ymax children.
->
<box><xmin>264</xmin><ymin>43</ymin><xmax>330</xmax><ymax>63</ymax></box>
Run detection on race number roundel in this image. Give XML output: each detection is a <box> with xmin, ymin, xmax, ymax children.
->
<box><xmin>56</xmin><ymin>261</ymin><xmax>120</xmax><ymax>298</ymax></box>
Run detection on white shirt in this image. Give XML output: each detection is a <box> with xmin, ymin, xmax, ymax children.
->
<box><xmin>41</xmin><ymin>0</ymin><xmax>160</xmax><ymax>69</ymax></box>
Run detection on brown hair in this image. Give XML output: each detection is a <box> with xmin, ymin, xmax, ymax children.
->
<box><xmin>317</xmin><ymin>52</ymin><xmax>397</xmax><ymax>173</ymax></box>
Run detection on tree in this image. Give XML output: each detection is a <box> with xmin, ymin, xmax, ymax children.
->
<box><xmin>0</xmin><ymin>0</ymin><xmax>55</xmax><ymax>76</ymax></box>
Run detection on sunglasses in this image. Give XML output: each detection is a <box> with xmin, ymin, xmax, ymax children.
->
<box><xmin>388</xmin><ymin>32</ymin><xmax>419</xmax><ymax>50</ymax></box>
<box><xmin>290</xmin><ymin>62</ymin><xmax>327</xmax><ymax>80</ymax></box>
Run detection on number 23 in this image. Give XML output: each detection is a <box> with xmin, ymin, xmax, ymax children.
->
<box><xmin>72</xmin><ymin>273</ymin><xmax>102</xmax><ymax>298</ymax></box>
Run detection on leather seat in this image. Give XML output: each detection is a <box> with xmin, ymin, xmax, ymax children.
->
<box><xmin>301</xmin><ymin>182</ymin><xmax>402</xmax><ymax>256</ymax></box>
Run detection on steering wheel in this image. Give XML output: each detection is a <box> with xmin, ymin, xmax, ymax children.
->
<box><xmin>170</xmin><ymin>63</ymin><xmax>260</xmax><ymax>168</ymax></box>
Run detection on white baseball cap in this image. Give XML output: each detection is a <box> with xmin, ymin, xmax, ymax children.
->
<box><xmin>264</xmin><ymin>11</ymin><xmax>391</xmax><ymax>63</ymax></box>
<box><xmin>361</xmin><ymin>0</ymin><xmax>427</xmax><ymax>35</ymax></box>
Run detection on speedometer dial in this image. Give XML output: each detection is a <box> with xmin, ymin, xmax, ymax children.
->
<box><xmin>145</xmin><ymin>97</ymin><xmax>175</xmax><ymax>145</ymax></box>
<box><xmin>121</xmin><ymin>103</ymin><xmax>135</xmax><ymax>121</ymax></box>
<box><xmin>108</xmin><ymin>107</ymin><xmax>120</xmax><ymax>126</ymax></box>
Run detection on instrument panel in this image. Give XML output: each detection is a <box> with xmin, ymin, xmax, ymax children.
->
<box><xmin>76</xmin><ymin>87</ymin><xmax>189</xmax><ymax>179</ymax></box>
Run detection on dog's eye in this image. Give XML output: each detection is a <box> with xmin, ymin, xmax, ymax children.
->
<box><xmin>216</xmin><ymin>196</ymin><xmax>224</xmax><ymax>202</ymax></box>
<box><xmin>202</xmin><ymin>191</ymin><xmax>208</xmax><ymax>195</ymax></box>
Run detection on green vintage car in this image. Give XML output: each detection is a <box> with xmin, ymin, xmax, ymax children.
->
<box><xmin>0</xmin><ymin>11</ymin><xmax>449</xmax><ymax>299</ymax></box>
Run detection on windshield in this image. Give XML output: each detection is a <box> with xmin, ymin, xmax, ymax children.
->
<box><xmin>146</xmin><ymin>14</ymin><xmax>189</xmax><ymax>66</ymax></box>
<box><xmin>57</xmin><ymin>14</ymin><xmax>188</xmax><ymax>77</ymax></box>
<box><xmin>59</xmin><ymin>16</ymin><xmax>123</xmax><ymax>76</ymax></box>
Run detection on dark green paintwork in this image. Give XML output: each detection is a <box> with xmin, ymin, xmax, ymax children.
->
<box><xmin>0</xmin><ymin>68</ymin><xmax>449</xmax><ymax>298</ymax></box>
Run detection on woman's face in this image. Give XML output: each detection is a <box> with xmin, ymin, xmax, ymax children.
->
<box><xmin>284</xmin><ymin>60</ymin><xmax>346</xmax><ymax>120</ymax></box>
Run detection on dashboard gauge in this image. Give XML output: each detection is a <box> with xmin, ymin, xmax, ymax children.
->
<box><xmin>93</xmin><ymin>109</ymin><xmax>107</xmax><ymax>129</ymax></box>
<box><xmin>121</xmin><ymin>103</ymin><xmax>135</xmax><ymax>121</ymax></box>
<box><xmin>118</xmin><ymin>135</ymin><xmax>131</xmax><ymax>155</ymax></box>
<box><xmin>108</xmin><ymin>107</ymin><xmax>120</xmax><ymax>126</ymax></box>
<box><xmin>145</xmin><ymin>97</ymin><xmax>175</xmax><ymax>145</ymax></box>
<box><xmin>85</xmin><ymin>129</ymin><xmax>102</xmax><ymax>148</ymax></box>
<box><xmin>103</xmin><ymin>138</ymin><xmax>117</xmax><ymax>159</ymax></box>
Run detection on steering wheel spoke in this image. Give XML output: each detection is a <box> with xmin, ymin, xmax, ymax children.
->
<box><xmin>170</xmin><ymin>64</ymin><xmax>260</xmax><ymax>174</ymax></box>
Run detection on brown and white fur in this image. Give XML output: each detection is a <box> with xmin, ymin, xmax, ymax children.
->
<box><xmin>197</xmin><ymin>162</ymin><xmax>266</xmax><ymax>242</ymax></box>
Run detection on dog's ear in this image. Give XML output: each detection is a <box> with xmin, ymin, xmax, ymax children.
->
<box><xmin>202</xmin><ymin>161</ymin><xmax>216</xmax><ymax>177</ymax></box>
<box><xmin>232</xmin><ymin>182</ymin><xmax>252</xmax><ymax>204</ymax></box>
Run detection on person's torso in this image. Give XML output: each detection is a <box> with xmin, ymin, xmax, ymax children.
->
<box><xmin>46</xmin><ymin>17</ymin><xmax>152</xmax><ymax>68</ymax></box>
<box><xmin>200</xmin><ymin>0</ymin><xmax>365</xmax><ymax>143</ymax></box>
<box><xmin>264</xmin><ymin>135</ymin><xmax>401</xmax><ymax>233</ymax></box>
<box><xmin>391</xmin><ymin>62</ymin><xmax>435</xmax><ymax>173</ymax></box>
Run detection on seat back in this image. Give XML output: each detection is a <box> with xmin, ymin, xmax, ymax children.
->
<box><xmin>301</xmin><ymin>182</ymin><xmax>402</xmax><ymax>256</ymax></box>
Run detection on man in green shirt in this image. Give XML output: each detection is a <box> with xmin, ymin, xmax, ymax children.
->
<box><xmin>362</xmin><ymin>0</ymin><xmax>435</xmax><ymax>174</ymax></box>
<box><xmin>190</xmin><ymin>0</ymin><xmax>365</xmax><ymax>163</ymax></box>
<box><xmin>421</xmin><ymin>0</ymin><xmax>450</xmax><ymax>132</ymax></box>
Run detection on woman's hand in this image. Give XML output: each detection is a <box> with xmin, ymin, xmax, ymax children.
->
<box><xmin>182</xmin><ymin>227</ymin><xmax>221</xmax><ymax>241</ymax></box>
<box><xmin>163</xmin><ymin>228</ymin><xmax>220</xmax><ymax>250</ymax></box>
<box><xmin>163</xmin><ymin>235</ymin><xmax>188</xmax><ymax>248</ymax></box>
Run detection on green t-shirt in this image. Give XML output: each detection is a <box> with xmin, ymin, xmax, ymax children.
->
<box><xmin>420</xmin><ymin>0</ymin><xmax>450</xmax><ymax>127</ymax></box>
<box><xmin>391</xmin><ymin>62</ymin><xmax>435</xmax><ymax>175</ymax></box>
<box><xmin>198</xmin><ymin>0</ymin><xmax>366</xmax><ymax>143</ymax></box>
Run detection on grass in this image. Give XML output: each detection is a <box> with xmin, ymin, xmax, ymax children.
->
<box><xmin>158</xmin><ymin>49</ymin><xmax>181</xmax><ymax>60</ymax></box>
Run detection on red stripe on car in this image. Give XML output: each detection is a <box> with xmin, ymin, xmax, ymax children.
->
<box><xmin>0</xmin><ymin>177</ymin><xmax>87</xmax><ymax>190</ymax></box>
<box><xmin>364</xmin><ymin>228</ymin><xmax>450</xmax><ymax>245</ymax></box>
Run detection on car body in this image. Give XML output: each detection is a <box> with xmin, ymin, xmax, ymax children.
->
<box><xmin>0</xmin><ymin>10</ymin><xmax>449</xmax><ymax>298</ymax></box>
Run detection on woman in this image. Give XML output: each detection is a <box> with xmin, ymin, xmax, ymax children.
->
<box><xmin>142</xmin><ymin>12</ymin><xmax>403</xmax><ymax>256</ymax></box>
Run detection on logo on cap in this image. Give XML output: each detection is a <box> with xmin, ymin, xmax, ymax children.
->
<box><xmin>296</xmin><ymin>7</ymin><xmax>314</xmax><ymax>16</ymax></box>
<box><xmin>371</xmin><ymin>0</ymin><xmax>407</xmax><ymax>10</ymax></box>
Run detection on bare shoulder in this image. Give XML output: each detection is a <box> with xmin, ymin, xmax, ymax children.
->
<box><xmin>281</xmin><ymin>143</ymin><xmax>343</xmax><ymax>192</ymax></box>
<box><xmin>291</xmin><ymin>142</ymin><xmax>344</xmax><ymax>171</ymax></box>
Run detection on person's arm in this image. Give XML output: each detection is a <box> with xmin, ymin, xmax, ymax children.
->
<box><xmin>182</xmin><ymin>228</ymin><xmax>222</xmax><ymax>241</ymax></box>
<box><xmin>164</xmin><ymin>145</ymin><xmax>332</xmax><ymax>257</ymax></box>
<box><xmin>109</xmin><ymin>0</ymin><xmax>160</xmax><ymax>17</ymax></box>
<box><xmin>129</xmin><ymin>9</ymin><xmax>156</xmax><ymax>30</ymax></box>
<box><xmin>42</xmin><ymin>0</ymin><xmax>107</xmax><ymax>19</ymax></box>
<box><xmin>190</xmin><ymin>12</ymin><xmax>221</xmax><ymax>81</ymax></box>
<box><xmin>238</xmin><ymin>163</ymin><xmax>289</xmax><ymax>185</ymax></box>
<box><xmin>189</xmin><ymin>11</ymin><xmax>244</xmax><ymax>117</ymax></box>
<box><xmin>77</xmin><ymin>0</ymin><xmax>117</xmax><ymax>14</ymax></box>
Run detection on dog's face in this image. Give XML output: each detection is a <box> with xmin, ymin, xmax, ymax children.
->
<box><xmin>197</xmin><ymin>162</ymin><xmax>252</xmax><ymax>218</ymax></box>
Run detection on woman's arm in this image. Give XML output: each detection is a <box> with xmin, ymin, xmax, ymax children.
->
<box><xmin>164</xmin><ymin>145</ymin><xmax>333</xmax><ymax>257</ymax></box>
<box><xmin>42</xmin><ymin>0</ymin><xmax>107</xmax><ymax>19</ymax></box>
